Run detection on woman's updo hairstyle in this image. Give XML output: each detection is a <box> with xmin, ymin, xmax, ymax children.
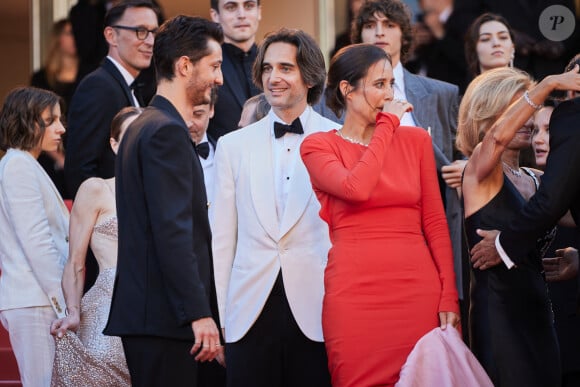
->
<box><xmin>325</xmin><ymin>43</ymin><xmax>391</xmax><ymax>117</ymax></box>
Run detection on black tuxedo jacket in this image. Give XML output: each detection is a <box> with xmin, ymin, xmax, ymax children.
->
<box><xmin>207</xmin><ymin>44</ymin><xmax>259</xmax><ymax>139</ymax></box>
<box><xmin>500</xmin><ymin>97</ymin><xmax>580</xmax><ymax>262</ymax></box>
<box><xmin>65</xmin><ymin>58</ymin><xmax>134</xmax><ymax>198</ymax></box>
<box><xmin>104</xmin><ymin>96</ymin><xmax>217</xmax><ymax>340</ymax></box>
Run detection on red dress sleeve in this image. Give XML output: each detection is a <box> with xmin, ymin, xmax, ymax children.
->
<box><xmin>418</xmin><ymin>132</ymin><xmax>459</xmax><ymax>313</ymax></box>
<box><xmin>300</xmin><ymin>112</ymin><xmax>399</xmax><ymax>202</ymax></box>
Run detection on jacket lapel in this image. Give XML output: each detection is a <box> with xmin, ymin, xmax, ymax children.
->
<box><xmin>249</xmin><ymin>120</ymin><xmax>280</xmax><ymax>241</ymax></box>
<box><xmin>403</xmin><ymin>70</ymin><xmax>428</xmax><ymax>129</ymax></box>
<box><xmin>102</xmin><ymin>58</ymin><xmax>134</xmax><ymax>106</ymax></box>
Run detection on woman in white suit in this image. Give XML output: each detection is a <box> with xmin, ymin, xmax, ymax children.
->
<box><xmin>0</xmin><ymin>87</ymin><xmax>69</xmax><ymax>387</ymax></box>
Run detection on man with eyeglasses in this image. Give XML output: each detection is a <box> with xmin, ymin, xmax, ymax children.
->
<box><xmin>208</xmin><ymin>0</ymin><xmax>262</xmax><ymax>139</ymax></box>
<box><xmin>65</xmin><ymin>1</ymin><xmax>158</xmax><ymax>291</ymax></box>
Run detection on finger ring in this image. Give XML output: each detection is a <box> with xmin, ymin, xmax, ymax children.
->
<box><xmin>203</xmin><ymin>344</ymin><xmax>209</xmax><ymax>348</ymax></box>
<box><xmin>215</xmin><ymin>343</ymin><xmax>222</xmax><ymax>347</ymax></box>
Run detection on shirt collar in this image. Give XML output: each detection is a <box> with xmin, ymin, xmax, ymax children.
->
<box><xmin>107</xmin><ymin>55</ymin><xmax>136</xmax><ymax>87</ymax></box>
<box><xmin>393</xmin><ymin>62</ymin><xmax>405</xmax><ymax>92</ymax></box>
<box><xmin>199</xmin><ymin>132</ymin><xmax>209</xmax><ymax>145</ymax></box>
<box><xmin>439</xmin><ymin>6</ymin><xmax>453</xmax><ymax>23</ymax></box>
<box><xmin>223</xmin><ymin>42</ymin><xmax>257</xmax><ymax>58</ymax></box>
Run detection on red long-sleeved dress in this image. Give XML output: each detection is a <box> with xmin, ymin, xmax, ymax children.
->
<box><xmin>300</xmin><ymin>112</ymin><xmax>459</xmax><ymax>387</ymax></box>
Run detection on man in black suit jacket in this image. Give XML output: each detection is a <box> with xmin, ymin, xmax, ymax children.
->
<box><xmin>64</xmin><ymin>1</ymin><xmax>158</xmax><ymax>292</ymax></box>
<box><xmin>103</xmin><ymin>16</ymin><xmax>224</xmax><ymax>387</ymax></box>
<box><xmin>208</xmin><ymin>0</ymin><xmax>262</xmax><ymax>139</ymax></box>
<box><xmin>65</xmin><ymin>1</ymin><xmax>158</xmax><ymax>198</ymax></box>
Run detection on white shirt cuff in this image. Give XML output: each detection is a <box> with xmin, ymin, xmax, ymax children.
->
<box><xmin>495</xmin><ymin>232</ymin><xmax>515</xmax><ymax>269</ymax></box>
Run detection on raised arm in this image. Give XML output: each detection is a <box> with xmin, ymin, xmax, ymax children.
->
<box><xmin>300</xmin><ymin>112</ymin><xmax>399</xmax><ymax>202</ymax></box>
<box><xmin>469</xmin><ymin>65</ymin><xmax>580</xmax><ymax>183</ymax></box>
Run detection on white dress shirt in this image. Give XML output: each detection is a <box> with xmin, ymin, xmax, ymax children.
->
<box><xmin>393</xmin><ymin>62</ymin><xmax>417</xmax><ymax>127</ymax></box>
<box><xmin>270</xmin><ymin>107</ymin><xmax>311</xmax><ymax>222</ymax></box>
<box><xmin>198</xmin><ymin>133</ymin><xmax>215</xmax><ymax>205</ymax></box>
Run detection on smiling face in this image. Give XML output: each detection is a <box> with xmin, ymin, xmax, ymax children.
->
<box><xmin>360</xmin><ymin>12</ymin><xmax>403</xmax><ymax>66</ymax></box>
<box><xmin>105</xmin><ymin>6</ymin><xmax>158</xmax><ymax>77</ymax></box>
<box><xmin>532</xmin><ymin>105</ymin><xmax>554</xmax><ymax>167</ymax></box>
<box><xmin>210</xmin><ymin>0</ymin><xmax>261</xmax><ymax>50</ymax></box>
<box><xmin>346</xmin><ymin>59</ymin><xmax>394</xmax><ymax>124</ymax></box>
<box><xmin>36</xmin><ymin>103</ymin><xmax>65</xmax><ymax>156</ymax></box>
<box><xmin>187</xmin><ymin>39</ymin><xmax>223</xmax><ymax>107</ymax></box>
<box><xmin>476</xmin><ymin>20</ymin><xmax>514</xmax><ymax>73</ymax></box>
<box><xmin>261</xmin><ymin>42</ymin><xmax>310</xmax><ymax>121</ymax></box>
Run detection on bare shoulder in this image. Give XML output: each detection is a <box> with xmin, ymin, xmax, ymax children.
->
<box><xmin>77</xmin><ymin>177</ymin><xmax>109</xmax><ymax>196</ymax></box>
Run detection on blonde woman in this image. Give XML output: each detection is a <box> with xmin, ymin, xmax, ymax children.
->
<box><xmin>458</xmin><ymin>66</ymin><xmax>580</xmax><ymax>387</ymax></box>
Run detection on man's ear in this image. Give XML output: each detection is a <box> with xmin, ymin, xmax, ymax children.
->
<box><xmin>209</xmin><ymin>8</ymin><xmax>220</xmax><ymax>23</ymax></box>
<box><xmin>104</xmin><ymin>26</ymin><xmax>116</xmax><ymax>46</ymax></box>
<box><xmin>175</xmin><ymin>56</ymin><xmax>192</xmax><ymax>78</ymax></box>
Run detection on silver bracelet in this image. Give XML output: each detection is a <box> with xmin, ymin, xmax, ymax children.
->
<box><xmin>523</xmin><ymin>90</ymin><xmax>542</xmax><ymax>110</ymax></box>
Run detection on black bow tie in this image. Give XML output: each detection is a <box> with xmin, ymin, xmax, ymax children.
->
<box><xmin>197</xmin><ymin>142</ymin><xmax>210</xmax><ymax>159</ymax></box>
<box><xmin>130</xmin><ymin>80</ymin><xmax>145</xmax><ymax>107</ymax></box>
<box><xmin>274</xmin><ymin>118</ymin><xmax>304</xmax><ymax>138</ymax></box>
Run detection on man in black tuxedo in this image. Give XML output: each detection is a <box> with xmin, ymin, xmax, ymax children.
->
<box><xmin>208</xmin><ymin>0</ymin><xmax>262</xmax><ymax>139</ymax></box>
<box><xmin>103</xmin><ymin>16</ymin><xmax>224</xmax><ymax>387</ymax></box>
<box><xmin>65</xmin><ymin>1</ymin><xmax>158</xmax><ymax>292</ymax></box>
<box><xmin>65</xmin><ymin>1</ymin><xmax>158</xmax><ymax>198</ymax></box>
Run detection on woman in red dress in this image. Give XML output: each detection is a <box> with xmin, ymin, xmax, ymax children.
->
<box><xmin>300</xmin><ymin>44</ymin><xmax>460</xmax><ymax>386</ymax></box>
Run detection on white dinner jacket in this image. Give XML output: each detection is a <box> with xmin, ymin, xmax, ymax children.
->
<box><xmin>211</xmin><ymin>107</ymin><xmax>336</xmax><ymax>343</ymax></box>
<box><xmin>0</xmin><ymin>149</ymin><xmax>69</xmax><ymax>317</ymax></box>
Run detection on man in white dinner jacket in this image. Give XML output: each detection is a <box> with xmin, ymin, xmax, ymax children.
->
<box><xmin>211</xmin><ymin>28</ymin><xmax>335</xmax><ymax>387</ymax></box>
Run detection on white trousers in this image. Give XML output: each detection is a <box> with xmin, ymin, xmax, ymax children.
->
<box><xmin>0</xmin><ymin>306</ymin><xmax>56</xmax><ymax>387</ymax></box>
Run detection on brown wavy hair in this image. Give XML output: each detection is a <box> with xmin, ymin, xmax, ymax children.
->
<box><xmin>0</xmin><ymin>87</ymin><xmax>61</xmax><ymax>152</ymax></box>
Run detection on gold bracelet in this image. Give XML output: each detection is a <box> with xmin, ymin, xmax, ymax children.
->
<box><xmin>524</xmin><ymin>90</ymin><xmax>542</xmax><ymax>110</ymax></box>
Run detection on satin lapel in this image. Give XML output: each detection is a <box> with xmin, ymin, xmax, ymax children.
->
<box><xmin>279</xmin><ymin>153</ymin><xmax>313</xmax><ymax>238</ymax></box>
<box><xmin>249</xmin><ymin>123</ymin><xmax>280</xmax><ymax>241</ymax></box>
<box><xmin>102</xmin><ymin>58</ymin><xmax>134</xmax><ymax>105</ymax></box>
<box><xmin>30</xmin><ymin>155</ymin><xmax>69</xmax><ymax>230</ymax></box>
<box><xmin>279</xmin><ymin>113</ymin><xmax>316</xmax><ymax>237</ymax></box>
<box><xmin>403</xmin><ymin>70</ymin><xmax>428</xmax><ymax>129</ymax></box>
<box><xmin>221</xmin><ymin>51</ymin><xmax>247</xmax><ymax>108</ymax></box>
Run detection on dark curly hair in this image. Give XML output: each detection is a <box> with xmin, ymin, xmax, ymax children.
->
<box><xmin>351</xmin><ymin>0</ymin><xmax>412</xmax><ymax>64</ymax></box>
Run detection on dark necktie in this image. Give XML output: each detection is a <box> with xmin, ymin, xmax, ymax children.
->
<box><xmin>130</xmin><ymin>81</ymin><xmax>145</xmax><ymax>107</ymax></box>
<box><xmin>274</xmin><ymin>118</ymin><xmax>304</xmax><ymax>139</ymax></box>
<box><xmin>197</xmin><ymin>142</ymin><xmax>210</xmax><ymax>160</ymax></box>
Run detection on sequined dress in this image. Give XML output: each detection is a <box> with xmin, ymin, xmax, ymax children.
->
<box><xmin>52</xmin><ymin>216</ymin><xmax>130</xmax><ymax>386</ymax></box>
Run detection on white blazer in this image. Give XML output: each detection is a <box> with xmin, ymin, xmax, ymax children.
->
<box><xmin>211</xmin><ymin>107</ymin><xmax>336</xmax><ymax>343</ymax></box>
<box><xmin>0</xmin><ymin>149</ymin><xmax>69</xmax><ymax>318</ymax></box>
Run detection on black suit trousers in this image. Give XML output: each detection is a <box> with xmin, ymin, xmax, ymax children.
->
<box><xmin>122</xmin><ymin>336</ymin><xmax>198</xmax><ymax>387</ymax></box>
<box><xmin>226</xmin><ymin>272</ymin><xmax>331</xmax><ymax>387</ymax></box>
